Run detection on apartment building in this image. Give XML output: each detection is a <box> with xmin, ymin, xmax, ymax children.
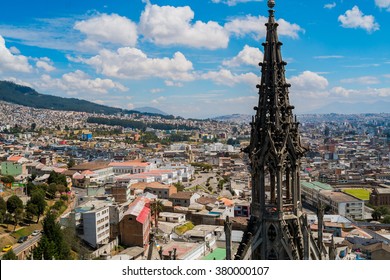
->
<box><xmin>64</xmin><ymin>199</ymin><xmax>112</xmax><ymax>248</ymax></box>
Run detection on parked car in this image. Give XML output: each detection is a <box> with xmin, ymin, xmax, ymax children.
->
<box><xmin>18</xmin><ymin>236</ymin><xmax>28</xmax><ymax>243</ymax></box>
<box><xmin>2</xmin><ymin>245</ymin><xmax>13</xmax><ymax>252</ymax></box>
<box><xmin>31</xmin><ymin>230</ymin><xmax>41</xmax><ymax>236</ymax></box>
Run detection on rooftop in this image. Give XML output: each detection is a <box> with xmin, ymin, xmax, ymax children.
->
<box><xmin>301</xmin><ymin>181</ymin><xmax>333</xmax><ymax>191</ymax></box>
<box><xmin>108</xmin><ymin>160</ymin><xmax>150</xmax><ymax>167</ymax></box>
<box><xmin>70</xmin><ymin>160</ymin><xmax>110</xmax><ymax>171</ymax></box>
<box><xmin>321</xmin><ymin>190</ymin><xmax>362</xmax><ymax>203</ymax></box>
<box><xmin>170</xmin><ymin>191</ymin><xmax>194</xmax><ymax>199</ymax></box>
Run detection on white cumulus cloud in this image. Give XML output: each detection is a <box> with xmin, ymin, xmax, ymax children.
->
<box><xmin>375</xmin><ymin>0</ymin><xmax>390</xmax><ymax>10</ymax></box>
<box><xmin>223</xmin><ymin>45</ymin><xmax>263</xmax><ymax>67</ymax></box>
<box><xmin>82</xmin><ymin>47</ymin><xmax>194</xmax><ymax>81</ymax></box>
<box><xmin>139</xmin><ymin>4</ymin><xmax>229</xmax><ymax>49</ymax></box>
<box><xmin>202</xmin><ymin>69</ymin><xmax>258</xmax><ymax>86</ymax></box>
<box><xmin>338</xmin><ymin>6</ymin><xmax>379</xmax><ymax>33</ymax></box>
<box><xmin>74</xmin><ymin>13</ymin><xmax>138</xmax><ymax>48</ymax></box>
<box><xmin>225</xmin><ymin>15</ymin><xmax>304</xmax><ymax>40</ymax></box>
<box><xmin>340</xmin><ymin>76</ymin><xmax>380</xmax><ymax>85</ymax></box>
<box><xmin>36</xmin><ymin>57</ymin><xmax>55</xmax><ymax>72</ymax></box>
<box><xmin>34</xmin><ymin>70</ymin><xmax>127</xmax><ymax>95</ymax></box>
<box><xmin>211</xmin><ymin>0</ymin><xmax>262</xmax><ymax>6</ymax></box>
<box><xmin>0</xmin><ymin>35</ymin><xmax>31</xmax><ymax>73</ymax></box>
<box><xmin>324</xmin><ymin>2</ymin><xmax>336</xmax><ymax>9</ymax></box>
<box><xmin>165</xmin><ymin>80</ymin><xmax>184</xmax><ymax>87</ymax></box>
<box><xmin>288</xmin><ymin>71</ymin><xmax>329</xmax><ymax>91</ymax></box>
<box><xmin>9</xmin><ymin>46</ymin><xmax>20</xmax><ymax>54</ymax></box>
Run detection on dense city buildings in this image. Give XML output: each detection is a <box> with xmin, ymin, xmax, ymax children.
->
<box><xmin>1</xmin><ymin>1</ymin><xmax>390</xmax><ymax>262</ymax></box>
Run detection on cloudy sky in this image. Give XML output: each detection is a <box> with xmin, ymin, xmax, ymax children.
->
<box><xmin>0</xmin><ymin>0</ymin><xmax>389</xmax><ymax>118</ymax></box>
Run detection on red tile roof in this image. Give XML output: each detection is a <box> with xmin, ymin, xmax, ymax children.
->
<box><xmin>8</xmin><ymin>155</ymin><xmax>23</xmax><ymax>162</ymax></box>
<box><xmin>109</xmin><ymin>160</ymin><xmax>150</xmax><ymax>167</ymax></box>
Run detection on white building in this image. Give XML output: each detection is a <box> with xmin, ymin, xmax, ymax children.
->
<box><xmin>108</xmin><ymin>160</ymin><xmax>156</xmax><ymax>175</ymax></box>
<box><xmin>64</xmin><ymin>200</ymin><xmax>112</xmax><ymax>248</ymax></box>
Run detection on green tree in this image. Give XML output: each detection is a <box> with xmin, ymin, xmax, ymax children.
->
<box><xmin>372</xmin><ymin>209</ymin><xmax>382</xmax><ymax>221</ymax></box>
<box><xmin>377</xmin><ymin>206</ymin><xmax>390</xmax><ymax>216</ymax></box>
<box><xmin>382</xmin><ymin>215</ymin><xmax>390</xmax><ymax>224</ymax></box>
<box><xmin>62</xmin><ymin>226</ymin><xmax>90</xmax><ymax>260</ymax></box>
<box><xmin>25</xmin><ymin>201</ymin><xmax>38</xmax><ymax>222</ymax></box>
<box><xmin>1</xmin><ymin>175</ymin><xmax>15</xmax><ymax>184</ymax></box>
<box><xmin>31</xmin><ymin>212</ymin><xmax>72</xmax><ymax>260</ymax></box>
<box><xmin>28</xmin><ymin>189</ymin><xmax>47</xmax><ymax>223</ymax></box>
<box><xmin>151</xmin><ymin>200</ymin><xmax>164</xmax><ymax>229</ymax></box>
<box><xmin>67</xmin><ymin>158</ymin><xmax>75</xmax><ymax>168</ymax></box>
<box><xmin>13</xmin><ymin>208</ymin><xmax>24</xmax><ymax>231</ymax></box>
<box><xmin>6</xmin><ymin>195</ymin><xmax>23</xmax><ymax>214</ymax></box>
<box><xmin>2</xmin><ymin>249</ymin><xmax>17</xmax><ymax>260</ymax></box>
<box><xmin>47</xmin><ymin>183</ymin><xmax>58</xmax><ymax>199</ymax></box>
<box><xmin>173</xmin><ymin>182</ymin><xmax>185</xmax><ymax>192</ymax></box>
<box><xmin>48</xmin><ymin>171</ymin><xmax>67</xmax><ymax>186</ymax></box>
<box><xmin>0</xmin><ymin>196</ymin><xmax>6</xmax><ymax>223</ymax></box>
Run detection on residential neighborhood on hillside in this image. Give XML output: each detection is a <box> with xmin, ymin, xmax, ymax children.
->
<box><xmin>0</xmin><ymin>100</ymin><xmax>389</xmax><ymax>260</ymax></box>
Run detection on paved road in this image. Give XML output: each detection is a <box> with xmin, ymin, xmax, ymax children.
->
<box><xmin>13</xmin><ymin>233</ymin><xmax>41</xmax><ymax>255</ymax></box>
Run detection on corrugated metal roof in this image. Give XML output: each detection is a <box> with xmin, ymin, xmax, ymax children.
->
<box><xmin>301</xmin><ymin>181</ymin><xmax>333</xmax><ymax>191</ymax></box>
<box><xmin>136</xmin><ymin>206</ymin><xmax>150</xmax><ymax>224</ymax></box>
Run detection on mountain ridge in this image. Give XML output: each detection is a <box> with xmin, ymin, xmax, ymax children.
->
<box><xmin>0</xmin><ymin>81</ymin><xmax>170</xmax><ymax>118</ymax></box>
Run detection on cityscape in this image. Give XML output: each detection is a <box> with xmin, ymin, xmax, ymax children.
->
<box><xmin>1</xmin><ymin>0</ymin><xmax>390</xmax><ymax>262</ymax></box>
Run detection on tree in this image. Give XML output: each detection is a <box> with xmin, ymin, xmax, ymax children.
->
<box><xmin>62</xmin><ymin>226</ymin><xmax>90</xmax><ymax>260</ymax></box>
<box><xmin>67</xmin><ymin>158</ymin><xmax>75</xmax><ymax>168</ymax></box>
<box><xmin>173</xmin><ymin>182</ymin><xmax>185</xmax><ymax>192</ymax></box>
<box><xmin>25</xmin><ymin>201</ymin><xmax>38</xmax><ymax>222</ymax></box>
<box><xmin>31</xmin><ymin>212</ymin><xmax>72</xmax><ymax>260</ymax></box>
<box><xmin>1</xmin><ymin>175</ymin><xmax>15</xmax><ymax>184</ymax></box>
<box><xmin>48</xmin><ymin>171</ymin><xmax>67</xmax><ymax>187</ymax></box>
<box><xmin>6</xmin><ymin>195</ymin><xmax>23</xmax><ymax>214</ymax></box>
<box><xmin>0</xmin><ymin>196</ymin><xmax>6</xmax><ymax>223</ymax></box>
<box><xmin>30</xmin><ymin>122</ymin><xmax>36</xmax><ymax>131</ymax></box>
<box><xmin>151</xmin><ymin>200</ymin><xmax>164</xmax><ymax>229</ymax></box>
<box><xmin>377</xmin><ymin>206</ymin><xmax>390</xmax><ymax>216</ymax></box>
<box><xmin>383</xmin><ymin>215</ymin><xmax>390</xmax><ymax>224</ymax></box>
<box><xmin>372</xmin><ymin>209</ymin><xmax>382</xmax><ymax>221</ymax></box>
<box><xmin>47</xmin><ymin>183</ymin><xmax>58</xmax><ymax>199</ymax></box>
<box><xmin>2</xmin><ymin>249</ymin><xmax>17</xmax><ymax>260</ymax></box>
<box><xmin>28</xmin><ymin>189</ymin><xmax>47</xmax><ymax>223</ymax></box>
<box><xmin>13</xmin><ymin>208</ymin><xmax>24</xmax><ymax>231</ymax></box>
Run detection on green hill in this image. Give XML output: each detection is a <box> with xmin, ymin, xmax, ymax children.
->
<box><xmin>0</xmin><ymin>80</ymin><xmax>129</xmax><ymax>115</ymax></box>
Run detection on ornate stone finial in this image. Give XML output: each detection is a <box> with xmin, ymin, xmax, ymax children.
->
<box><xmin>268</xmin><ymin>0</ymin><xmax>275</xmax><ymax>9</ymax></box>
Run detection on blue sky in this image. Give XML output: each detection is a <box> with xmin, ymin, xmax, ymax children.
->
<box><xmin>0</xmin><ymin>0</ymin><xmax>389</xmax><ymax>118</ymax></box>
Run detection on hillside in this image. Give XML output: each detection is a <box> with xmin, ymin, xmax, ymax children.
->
<box><xmin>212</xmin><ymin>114</ymin><xmax>251</xmax><ymax>123</ymax></box>
<box><xmin>0</xmin><ymin>80</ymin><xmax>130</xmax><ymax>115</ymax></box>
<box><xmin>133</xmin><ymin>106</ymin><xmax>168</xmax><ymax>116</ymax></box>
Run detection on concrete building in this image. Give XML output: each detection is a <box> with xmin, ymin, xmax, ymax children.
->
<box><xmin>119</xmin><ymin>197</ymin><xmax>151</xmax><ymax>249</ymax></box>
<box><xmin>64</xmin><ymin>199</ymin><xmax>112</xmax><ymax>248</ymax></box>
<box><xmin>108</xmin><ymin>160</ymin><xmax>155</xmax><ymax>175</ymax></box>
<box><xmin>169</xmin><ymin>192</ymin><xmax>201</xmax><ymax>207</ymax></box>
<box><xmin>70</xmin><ymin>160</ymin><xmax>114</xmax><ymax>187</ymax></box>
<box><xmin>320</xmin><ymin>191</ymin><xmax>364</xmax><ymax>220</ymax></box>
<box><xmin>130</xmin><ymin>181</ymin><xmax>177</xmax><ymax>199</ymax></box>
<box><xmin>159</xmin><ymin>212</ymin><xmax>186</xmax><ymax>223</ymax></box>
<box><xmin>369</xmin><ymin>188</ymin><xmax>390</xmax><ymax>206</ymax></box>
<box><xmin>1</xmin><ymin>155</ymin><xmax>28</xmax><ymax>176</ymax></box>
<box><xmin>301</xmin><ymin>181</ymin><xmax>334</xmax><ymax>206</ymax></box>
<box><xmin>110</xmin><ymin>182</ymin><xmax>132</xmax><ymax>203</ymax></box>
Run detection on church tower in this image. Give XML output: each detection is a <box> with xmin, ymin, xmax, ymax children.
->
<box><xmin>235</xmin><ymin>0</ymin><xmax>325</xmax><ymax>260</ymax></box>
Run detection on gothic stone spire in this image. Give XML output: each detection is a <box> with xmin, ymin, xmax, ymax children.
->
<box><xmin>234</xmin><ymin>0</ymin><xmax>325</xmax><ymax>260</ymax></box>
<box><xmin>249</xmin><ymin>0</ymin><xmax>305</xmax><ymax>218</ymax></box>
